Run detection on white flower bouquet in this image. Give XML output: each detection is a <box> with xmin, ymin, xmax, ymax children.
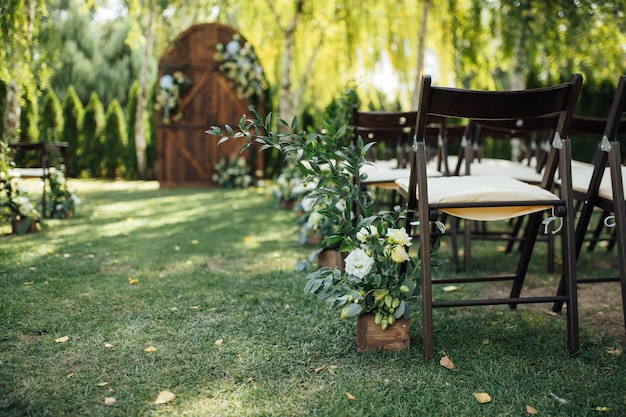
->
<box><xmin>303</xmin><ymin>207</ymin><xmax>420</xmax><ymax>330</ymax></box>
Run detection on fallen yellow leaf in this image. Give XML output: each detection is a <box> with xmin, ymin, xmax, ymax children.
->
<box><xmin>214</xmin><ymin>339</ymin><xmax>223</xmax><ymax>346</ymax></box>
<box><xmin>155</xmin><ymin>390</ymin><xmax>176</xmax><ymax>405</ymax></box>
<box><xmin>442</xmin><ymin>285</ymin><xmax>458</xmax><ymax>292</ymax></box>
<box><xmin>66</xmin><ymin>373</ymin><xmax>74</xmax><ymax>378</ymax></box>
<box><xmin>189</xmin><ymin>306</ymin><xmax>200</xmax><ymax>310</ymax></box>
<box><xmin>473</xmin><ymin>392</ymin><xmax>491</xmax><ymax>404</ymax></box>
<box><xmin>63</xmin><ymin>254</ymin><xmax>71</xmax><ymax>258</ymax></box>
<box><xmin>607</xmin><ymin>348</ymin><xmax>622</xmax><ymax>356</ymax></box>
<box><xmin>97</xmin><ymin>382</ymin><xmax>109</xmax><ymax>387</ymax></box>
<box><xmin>144</xmin><ymin>346</ymin><xmax>157</xmax><ymax>353</ymax></box>
<box><xmin>128</xmin><ymin>277</ymin><xmax>139</xmax><ymax>285</ymax></box>
<box><xmin>594</xmin><ymin>407</ymin><xmax>610</xmax><ymax>412</ymax></box>
<box><xmin>314</xmin><ymin>365</ymin><xmax>326</xmax><ymax>373</ymax></box>
<box><xmin>526</xmin><ymin>404</ymin><xmax>538</xmax><ymax>414</ymax></box>
<box><xmin>23</xmin><ymin>281</ymin><xmax>34</xmax><ymax>286</ymax></box>
<box><xmin>345</xmin><ymin>392</ymin><xmax>357</xmax><ymax>401</ymax></box>
<box><xmin>104</xmin><ymin>343</ymin><xmax>114</xmax><ymax>350</ymax></box>
<box><xmin>243</xmin><ymin>237</ymin><xmax>253</xmax><ymax>243</ymax></box>
<box><xmin>191</xmin><ymin>240</ymin><xmax>199</xmax><ymax>245</ymax></box>
<box><xmin>104</xmin><ymin>397</ymin><xmax>116</xmax><ymax>406</ymax></box>
<box><xmin>439</xmin><ymin>355</ymin><xmax>455</xmax><ymax>370</ymax></box>
<box><xmin>55</xmin><ymin>336</ymin><xmax>69</xmax><ymax>343</ymax></box>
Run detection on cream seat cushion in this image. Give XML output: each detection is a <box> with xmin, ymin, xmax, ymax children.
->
<box><xmin>432</xmin><ymin>156</ymin><xmax>543</xmax><ymax>183</ymax></box>
<box><xmin>361</xmin><ymin>160</ymin><xmax>441</xmax><ymax>184</ymax></box>
<box><xmin>395</xmin><ymin>175</ymin><xmax>558</xmax><ymax>221</ymax></box>
<box><xmin>8</xmin><ymin>167</ymin><xmax>57</xmax><ymax>178</ymax></box>
<box><xmin>570</xmin><ymin>162</ymin><xmax>626</xmax><ymax>201</ymax></box>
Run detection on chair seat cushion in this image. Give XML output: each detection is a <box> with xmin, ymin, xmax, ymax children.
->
<box><xmin>571</xmin><ymin>163</ymin><xmax>626</xmax><ymax>201</ymax></box>
<box><xmin>395</xmin><ymin>175</ymin><xmax>558</xmax><ymax>221</ymax></box>
<box><xmin>433</xmin><ymin>156</ymin><xmax>543</xmax><ymax>183</ymax></box>
<box><xmin>361</xmin><ymin>161</ymin><xmax>441</xmax><ymax>184</ymax></box>
<box><xmin>8</xmin><ymin>167</ymin><xmax>57</xmax><ymax>178</ymax></box>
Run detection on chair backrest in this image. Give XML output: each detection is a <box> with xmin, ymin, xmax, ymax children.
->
<box><xmin>460</xmin><ymin>114</ymin><xmax>561</xmax><ymax>173</ymax></box>
<box><xmin>413</xmin><ymin>74</ymin><xmax>583</xmax><ymax>190</ymax></box>
<box><xmin>351</xmin><ymin>108</ymin><xmax>417</xmax><ymax>163</ymax></box>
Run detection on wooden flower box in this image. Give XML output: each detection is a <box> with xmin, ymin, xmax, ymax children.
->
<box><xmin>356</xmin><ymin>313</ymin><xmax>410</xmax><ymax>352</ymax></box>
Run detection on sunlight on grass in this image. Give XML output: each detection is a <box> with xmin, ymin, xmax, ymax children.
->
<box><xmin>1</xmin><ymin>180</ymin><xmax>625</xmax><ymax>417</ymax></box>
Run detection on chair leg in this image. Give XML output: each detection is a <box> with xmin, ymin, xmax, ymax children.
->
<box><xmin>509</xmin><ymin>211</ymin><xmax>543</xmax><ymax>305</ymax></box>
<box><xmin>586</xmin><ymin>209</ymin><xmax>611</xmax><ymax>252</ymax></box>
<box><xmin>608</xmin><ymin>145</ymin><xmax>626</xmax><ymax>333</ymax></box>
<box><xmin>464</xmin><ymin>218</ymin><xmax>471</xmax><ymax>271</ymax></box>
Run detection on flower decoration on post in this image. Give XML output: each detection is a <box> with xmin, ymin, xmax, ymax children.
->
<box><xmin>215</xmin><ymin>34</ymin><xmax>269</xmax><ymax>106</ymax></box>
<box><xmin>48</xmin><ymin>171</ymin><xmax>80</xmax><ymax>219</ymax></box>
<box><xmin>212</xmin><ymin>155</ymin><xmax>254</xmax><ymax>189</ymax></box>
<box><xmin>154</xmin><ymin>71</ymin><xmax>193</xmax><ymax>124</ymax></box>
<box><xmin>1</xmin><ymin>178</ymin><xmax>43</xmax><ymax>234</ymax></box>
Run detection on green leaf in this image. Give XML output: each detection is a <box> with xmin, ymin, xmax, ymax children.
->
<box><xmin>394</xmin><ymin>301</ymin><xmax>406</xmax><ymax>319</ymax></box>
<box><xmin>346</xmin><ymin>303</ymin><xmax>363</xmax><ymax>317</ymax></box>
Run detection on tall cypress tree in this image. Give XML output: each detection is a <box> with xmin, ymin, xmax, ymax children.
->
<box><xmin>125</xmin><ymin>81</ymin><xmax>139</xmax><ymax>179</ymax></box>
<box><xmin>40</xmin><ymin>90</ymin><xmax>64</xmax><ymax>142</ymax></box>
<box><xmin>103</xmin><ymin>99</ymin><xmax>127</xmax><ymax>179</ymax></box>
<box><xmin>81</xmin><ymin>92</ymin><xmax>105</xmax><ymax>178</ymax></box>
<box><xmin>19</xmin><ymin>87</ymin><xmax>40</xmax><ymax>143</ymax></box>
<box><xmin>62</xmin><ymin>86</ymin><xmax>84</xmax><ymax>177</ymax></box>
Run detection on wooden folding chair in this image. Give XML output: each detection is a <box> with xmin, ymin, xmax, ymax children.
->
<box><xmin>397</xmin><ymin>74</ymin><xmax>582</xmax><ymax>359</ymax></box>
<box><xmin>443</xmin><ymin>116</ymin><xmax>561</xmax><ymax>271</ymax></box>
<box><xmin>552</xmin><ymin>76</ymin><xmax>626</xmax><ymax>332</ymax></box>
<box><xmin>351</xmin><ymin>109</ymin><xmax>444</xmax><ymax>211</ymax></box>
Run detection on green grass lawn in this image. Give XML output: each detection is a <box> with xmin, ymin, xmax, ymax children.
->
<box><xmin>1</xmin><ymin>180</ymin><xmax>625</xmax><ymax>417</ymax></box>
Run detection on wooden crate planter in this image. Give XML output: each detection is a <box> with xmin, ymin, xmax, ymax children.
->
<box><xmin>356</xmin><ymin>314</ymin><xmax>410</xmax><ymax>352</ymax></box>
<box><xmin>11</xmin><ymin>218</ymin><xmax>38</xmax><ymax>235</ymax></box>
<box><xmin>318</xmin><ymin>249</ymin><xmax>346</xmax><ymax>270</ymax></box>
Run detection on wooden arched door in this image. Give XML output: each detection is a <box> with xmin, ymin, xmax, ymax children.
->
<box><xmin>156</xmin><ymin>23</ymin><xmax>265</xmax><ymax>187</ymax></box>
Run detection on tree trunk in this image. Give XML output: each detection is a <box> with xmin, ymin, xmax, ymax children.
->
<box><xmin>412</xmin><ymin>0</ymin><xmax>431</xmax><ymax>109</ymax></box>
<box><xmin>266</xmin><ymin>0</ymin><xmax>305</xmax><ymax>126</ymax></box>
<box><xmin>3</xmin><ymin>80</ymin><xmax>21</xmax><ymax>143</ymax></box>
<box><xmin>133</xmin><ymin>0</ymin><xmax>155</xmax><ymax>179</ymax></box>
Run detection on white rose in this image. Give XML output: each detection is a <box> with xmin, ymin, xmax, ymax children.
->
<box><xmin>307</xmin><ymin>211</ymin><xmax>324</xmax><ymax>228</ymax></box>
<box><xmin>345</xmin><ymin>248</ymin><xmax>375</xmax><ymax>279</ymax></box>
<box><xmin>356</xmin><ymin>225</ymin><xmax>378</xmax><ymax>243</ymax></box>
<box><xmin>387</xmin><ymin>227</ymin><xmax>412</xmax><ymax>246</ymax></box>
<box><xmin>390</xmin><ymin>245</ymin><xmax>410</xmax><ymax>263</ymax></box>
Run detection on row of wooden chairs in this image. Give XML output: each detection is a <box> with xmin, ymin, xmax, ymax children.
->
<box><xmin>352</xmin><ymin>74</ymin><xmax>626</xmax><ymax>360</ymax></box>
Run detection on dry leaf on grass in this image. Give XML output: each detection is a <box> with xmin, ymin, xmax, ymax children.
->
<box><xmin>345</xmin><ymin>392</ymin><xmax>357</xmax><ymax>401</ymax></box>
<box><xmin>104</xmin><ymin>397</ymin><xmax>116</xmax><ymax>406</ymax></box>
<box><xmin>144</xmin><ymin>346</ymin><xmax>157</xmax><ymax>353</ymax></box>
<box><xmin>55</xmin><ymin>336</ymin><xmax>69</xmax><ymax>343</ymax></box>
<box><xmin>473</xmin><ymin>392</ymin><xmax>491</xmax><ymax>403</ymax></box>
<box><xmin>594</xmin><ymin>407</ymin><xmax>610</xmax><ymax>412</ymax></box>
<box><xmin>314</xmin><ymin>365</ymin><xmax>326</xmax><ymax>373</ymax></box>
<box><xmin>104</xmin><ymin>343</ymin><xmax>113</xmax><ymax>350</ymax></box>
<box><xmin>606</xmin><ymin>348</ymin><xmax>621</xmax><ymax>355</ymax></box>
<box><xmin>97</xmin><ymin>382</ymin><xmax>109</xmax><ymax>387</ymax></box>
<box><xmin>439</xmin><ymin>355</ymin><xmax>455</xmax><ymax>370</ymax></box>
<box><xmin>155</xmin><ymin>391</ymin><xmax>176</xmax><ymax>405</ymax></box>
<box><xmin>214</xmin><ymin>339</ymin><xmax>223</xmax><ymax>346</ymax></box>
<box><xmin>442</xmin><ymin>285</ymin><xmax>458</xmax><ymax>292</ymax></box>
<box><xmin>526</xmin><ymin>404</ymin><xmax>538</xmax><ymax>414</ymax></box>
<box><xmin>128</xmin><ymin>277</ymin><xmax>139</xmax><ymax>285</ymax></box>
